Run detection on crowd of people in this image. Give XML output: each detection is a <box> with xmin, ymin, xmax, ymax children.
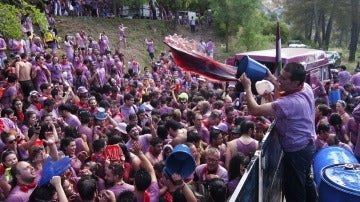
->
<box><xmin>1</xmin><ymin>9</ymin><xmax>360</xmax><ymax>202</ymax></box>
<box><xmin>0</xmin><ymin>13</ymin><xmax>258</xmax><ymax>202</ymax></box>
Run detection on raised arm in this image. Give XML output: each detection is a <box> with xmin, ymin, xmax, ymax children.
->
<box><xmin>132</xmin><ymin>141</ymin><xmax>156</xmax><ymax>182</ymax></box>
<box><xmin>240</xmin><ymin>74</ymin><xmax>275</xmax><ymax>117</ymax></box>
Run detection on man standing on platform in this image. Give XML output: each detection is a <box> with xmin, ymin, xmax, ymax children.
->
<box><xmin>239</xmin><ymin>62</ymin><xmax>318</xmax><ymax>202</ymax></box>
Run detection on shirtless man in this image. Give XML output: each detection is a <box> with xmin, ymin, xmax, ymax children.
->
<box><xmin>15</xmin><ymin>53</ymin><xmax>34</xmax><ymax>97</ymax></box>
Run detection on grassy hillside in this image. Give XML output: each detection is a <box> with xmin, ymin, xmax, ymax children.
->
<box><xmin>54</xmin><ymin>16</ymin><xmax>358</xmax><ymax>73</ymax></box>
<box><xmin>54</xmin><ymin>16</ymin><xmax>229</xmax><ymax>67</ymax></box>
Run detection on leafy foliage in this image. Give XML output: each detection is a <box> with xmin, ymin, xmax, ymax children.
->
<box><xmin>209</xmin><ymin>0</ymin><xmax>282</xmax><ymax>52</ymax></box>
<box><xmin>0</xmin><ymin>0</ymin><xmax>48</xmax><ymax>39</ymax></box>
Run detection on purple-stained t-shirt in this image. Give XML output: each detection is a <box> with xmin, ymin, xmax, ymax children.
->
<box><xmin>126</xmin><ymin>134</ymin><xmax>151</xmax><ymax>154</ymax></box>
<box><xmin>78</xmin><ymin>125</ymin><xmax>93</xmax><ymax>150</ymax></box>
<box><xmin>64</xmin><ymin>114</ymin><xmax>81</xmax><ymax>127</ymax></box>
<box><xmin>271</xmin><ymin>83</ymin><xmax>316</xmax><ymax>152</ymax></box>
<box><xmin>32</xmin><ymin>65</ymin><xmax>50</xmax><ymax>92</ymax></box>
<box><xmin>49</xmin><ymin>63</ymin><xmax>63</xmax><ymax>82</ymax></box>
<box><xmin>353</xmin><ymin>127</ymin><xmax>360</xmax><ymax>158</ymax></box>
<box><xmin>31</xmin><ymin>44</ymin><xmax>44</xmax><ymax>55</ymax></box>
<box><xmin>188</xmin><ymin>125</ymin><xmax>209</xmax><ymax>144</ymax></box>
<box><xmin>0</xmin><ymin>38</ymin><xmax>7</xmax><ymax>58</ymax></box>
<box><xmin>0</xmin><ymin>85</ymin><xmax>16</xmax><ymax>108</ymax></box>
<box><xmin>345</xmin><ymin>118</ymin><xmax>359</xmax><ymax>146</ymax></box>
<box><xmin>120</xmin><ymin>105</ymin><xmax>137</xmax><ymax>123</ymax></box>
<box><xmin>147</xmin><ymin>41</ymin><xmax>154</xmax><ymax>53</ymax></box>
<box><xmin>6</xmin><ymin>185</ymin><xmax>35</xmax><ymax>202</ymax></box>
<box><xmin>206</xmin><ymin>41</ymin><xmax>214</xmax><ymax>51</ymax></box>
<box><xmin>97</xmin><ymin>67</ymin><xmax>106</xmax><ymax>86</ymax></box>
<box><xmin>195</xmin><ymin>164</ymin><xmax>229</xmax><ymax>184</ymax></box>
<box><xmin>109</xmin><ymin>182</ymin><xmax>134</xmax><ymax>198</ymax></box>
<box><xmin>351</xmin><ymin>72</ymin><xmax>360</xmax><ymax>87</ymax></box>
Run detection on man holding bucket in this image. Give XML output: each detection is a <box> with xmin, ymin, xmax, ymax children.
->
<box><xmin>239</xmin><ymin>62</ymin><xmax>318</xmax><ymax>202</ymax></box>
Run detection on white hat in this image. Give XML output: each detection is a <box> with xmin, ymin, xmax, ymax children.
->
<box><xmin>115</xmin><ymin>122</ymin><xmax>127</xmax><ymax>134</ymax></box>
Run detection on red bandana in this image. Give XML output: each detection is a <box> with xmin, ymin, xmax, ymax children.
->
<box><xmin>17</xmin><ymin>111</ymin><xmax>24</xmax><ymax>122</ymax></box>
<box><xmin>163</xmin><ymin>191</ymin><xmax>173</xmax><ymax>202</ymax></box>
<box><xmin>33</xmin><ymin>103</ymin><xmax>42</xmax><ymax>111</ymax></box>
<box><xmin>143</xmin><ymin>190</ymin><xmax>150</xmax><ymax>202</ymax></box>
<box><xmin>199</xmin><ymin>165</ymin><xmax>218</xmax><ymax>182</ymax></box>
<box><xmin>19</xmin><ymin>181</ymin><xmax>37</xmax><ymax>192</ymax></box>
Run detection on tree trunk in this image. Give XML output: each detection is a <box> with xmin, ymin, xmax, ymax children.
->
<box><xmin>112</xmin><ymin>0</ymin><xmax>118</xmax><ymax>17</ymax></box>
<box><xmin>348</xmin><ymin>0</ymin><xmax>359</xmax><ymax>62</ymax></box>
<box><xmin>313</xmin><ymin>0</ymin><xmax>322</xmax><ymax>47</ymax></box>
<box><xmin>323</xmin><ymin>0</ymin><xmax>337</xmax><ymax>50</ymax></box>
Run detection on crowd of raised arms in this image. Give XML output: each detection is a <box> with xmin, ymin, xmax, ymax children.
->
<box><xmin>0</xmin><ymin>10</ymin><xmax>360</xmax><ymax>202</ymax></box>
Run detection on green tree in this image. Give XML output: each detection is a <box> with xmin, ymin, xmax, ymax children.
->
<box><xmin>210</xmin><ymin>0</ymin><xmax>261</xmax><ymax>52</ymax></box>
<box><xmin>0</xmin><ymin>0</ymin><xmax>48</xmax><ymax>39</ymax></box>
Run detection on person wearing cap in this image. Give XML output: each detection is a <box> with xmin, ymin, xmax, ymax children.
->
<box><xmin>92</xmin><ymin>107</ymin><xmax>111</xmax><ymax>140</ymax></box>
<box><xmin>176</xmin><ymin>92</ymin><xmax>190</xmax><ymax>115</ymax></box>
<box><xmin>239</xmin><ymin>62</ymin><xmax>318</xmax><ymax>201</ymax></box>
<box><xmin>228</xmin><ymin>125</ymin><xmax>241</xmax><ymax>142</ymax></box>
<box><xmin>26</xmin><ymin>90</ymin><xmax>42</xmax><ymax>115</ymax></box>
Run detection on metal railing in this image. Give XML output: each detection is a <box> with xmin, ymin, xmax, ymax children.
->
<box><xmin>229</xmin><ymin>122</ymin><xmax>284</xmax><ymax>202</ymax></box>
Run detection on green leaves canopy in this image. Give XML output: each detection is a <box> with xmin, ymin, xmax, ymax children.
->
<box><xmin>0</xmin><ymin>0</ymin><xmax>48</xmax><ymax>39</ymax></box>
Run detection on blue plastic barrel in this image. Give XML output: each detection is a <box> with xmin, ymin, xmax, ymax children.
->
<box><xmin>313</xmin><ymin>146</ymin><xmax>358</xmax><ymax>187</ymax></box>
<box><xmin>318</xmin><ymin>164</ymin><xmax>360</xmax><ymax>202</ymax></box>
<box><xmin>328</xmin><ymin>90</ymin><xmax>341</xmax><ymax>104</ymax></box>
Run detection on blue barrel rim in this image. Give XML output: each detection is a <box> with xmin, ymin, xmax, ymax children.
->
<box><xmin>320</xmin><ymin>163</ymin><xmax>360</xmax><ymax>197</ymax></box>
